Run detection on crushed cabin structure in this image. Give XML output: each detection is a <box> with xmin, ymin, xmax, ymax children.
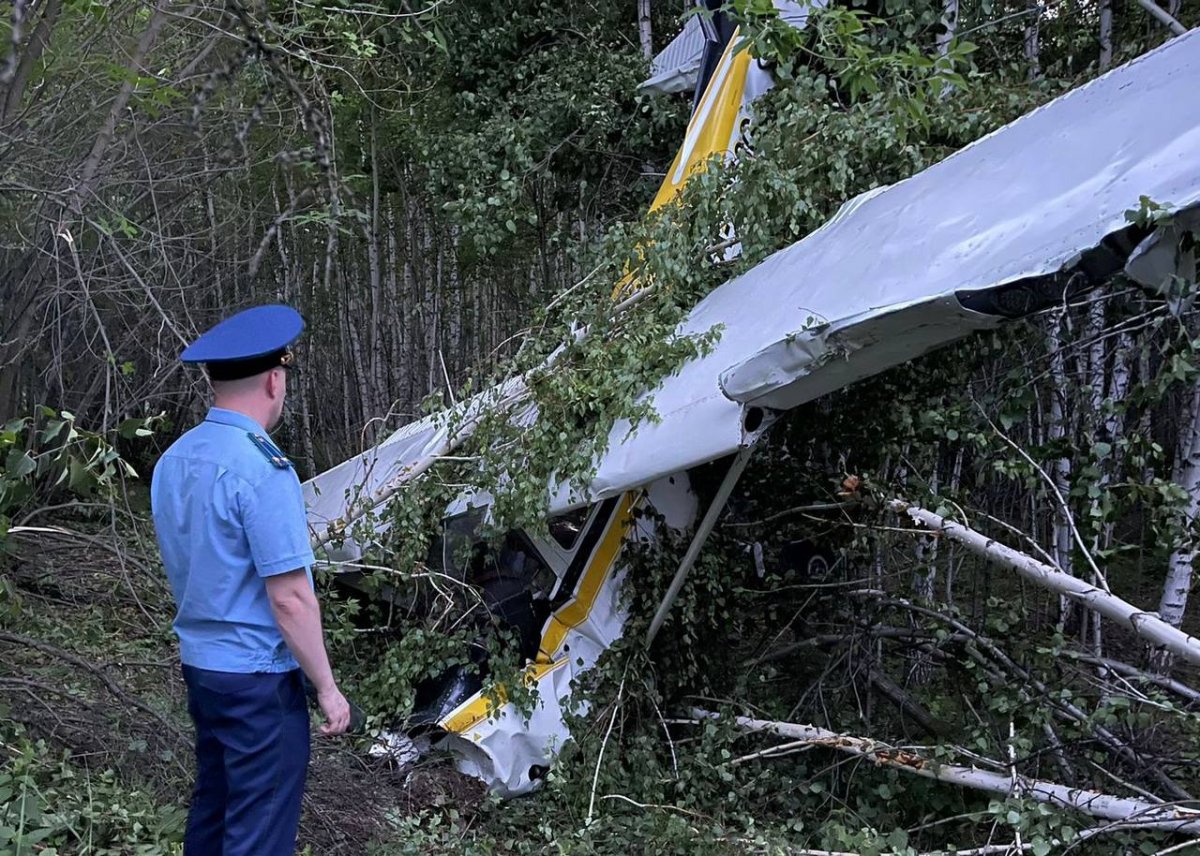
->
<box><xmin>303</xmin><ymin>8</ymin><xmax>1200</xmax><ymax>795</ymax></box>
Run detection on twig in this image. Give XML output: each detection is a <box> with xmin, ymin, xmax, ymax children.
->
<box><xmin>724</xmin><ymin>500</ymin><xmax>862</xmax><ymax>528</ymax></box>
<box><xmin>975</xmin><ymin>403</ymin><xmax>1109</xmax><ymax>592</ymax></box>
<box><xmin>586</xmin><ymin>669</ymin><xmax>627</xmax><ymax>825</ymax></box>
<box><xmin>731</xmin><ymin>738</ymin><xmax>814</xmax><ymax>765</ymax></box>
<box><xmin>1151</xmin><ymin>838</ymin><xmax>1200</xmax><ymax>856</ymax></box>
<box><xmin>0</xmin><ymin>631</ymin><xmax>185</xmax><ymax>743</ymax></box>
<box><xmin>599</xmin><ymin>793</ymin><xmax>706</xmax><ymax>818</ymax></box>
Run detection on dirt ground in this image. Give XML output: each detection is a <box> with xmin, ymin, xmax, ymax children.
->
<box><xmin>0</xmin><ymin>522</ymin><xmax>486</xmax><ymax>854</ymax></box>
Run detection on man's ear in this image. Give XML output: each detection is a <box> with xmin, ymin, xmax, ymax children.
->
<box><xmin>265</xmin><ymin>368</ymin><xmax>283</xmax><ymax>400</ymax></box>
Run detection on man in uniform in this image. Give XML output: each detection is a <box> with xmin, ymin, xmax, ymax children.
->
<box><xmin>151</xmin><ymin>304</ymin><xmax>350</xmax><ymax>856</ymax></box>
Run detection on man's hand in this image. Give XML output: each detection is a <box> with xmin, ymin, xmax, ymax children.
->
<box><xmin>316</xmin><ymin>684</ymin><xmax>351</xmax><ymax>736</ymax></box>
<box><xmin>266</xmin><ymin>569</ymin><xmax>350</xmax><ymax>736</ymax></box>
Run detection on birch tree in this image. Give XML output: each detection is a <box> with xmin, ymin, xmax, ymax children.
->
<box><xmin>1154</xmin><ymin>382</ymin><xmax>1200</xmax><ymax>672</ymax></box>
<box><xmin>638</xmin><ymin>0</ymin><xmax>653</xmax><ymax>59</ymax></box>
<box><xmin>937</xmin><ymin>0</ymin><xmax>958</xmax><ymax>57</ymax></box>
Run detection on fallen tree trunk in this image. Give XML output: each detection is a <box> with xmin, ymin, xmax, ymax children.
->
<box><xmin>887</xmin><ymin>500</ymin><xmax>1200</xmax><ymax>667</ymax></box>
<box><xmin>687</xmin><ymin>708</ymin><xmax>1200</xmax><ymax>834</ymax></box>
<box><xmin>1060</xmin><ymin>651</ymin><xmax>1200</xmax><ymax>706</ymax></box>
<box><xmin>866</xmin><ymin>666</ymin><xmax>954</xmax><ymax>739</ymax></box>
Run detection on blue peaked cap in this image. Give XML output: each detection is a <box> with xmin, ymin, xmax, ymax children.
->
<box><xmin>181</xmin><ymin>305</ymin><xmax>305</xmax><ymax>365</ymax></box>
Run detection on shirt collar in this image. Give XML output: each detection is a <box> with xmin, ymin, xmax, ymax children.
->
<box><xmin>204</xmin><ymin>407</ymin><xmax>267</xmax><ymax>434</ymax></box>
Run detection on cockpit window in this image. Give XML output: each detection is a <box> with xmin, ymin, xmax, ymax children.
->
<box><xmin>547</xmin><ymin>506</ymin><xmax>590</xmax><ymax>550</ymax></box>
<box><xmin>441</xmin><ymin>506</ymin><xmax>488</xmax><ymax>579</ymax></box>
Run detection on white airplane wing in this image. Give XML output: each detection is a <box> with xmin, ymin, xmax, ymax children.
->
<box><xmin>590</xmin><ymin>28</ymin><xmax>1200</xmax><ymax>498</ymax></box>
<box><xmin>307</xmin><ymin>28</ymin><xmax>1200</xmax><ymax>537</ymax></box>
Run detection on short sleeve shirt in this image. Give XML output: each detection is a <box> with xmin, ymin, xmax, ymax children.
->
<box><xmin>151</xmin><ymin>407</ymin><xmax>315</xmax><ymax>673</ymax></box>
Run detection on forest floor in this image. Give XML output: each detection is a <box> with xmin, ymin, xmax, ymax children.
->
<box><xmin>7</xmin><ymin>502</ymin><xmax>1200</xmax><ymax>855</ymax></box>
<box><xmin>0</xmin><ymin>520</ymin><xmax>493</xmax><ymax>855</ymax></box>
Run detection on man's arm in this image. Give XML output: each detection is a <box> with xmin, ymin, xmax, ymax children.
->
<box><xmin>265</xmin><ymin>569</ymin><xmax>350</xmax><ymax>735</ymax></box>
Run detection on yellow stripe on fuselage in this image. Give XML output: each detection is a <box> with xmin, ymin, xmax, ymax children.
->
<box><xmin>438</xmin><ymin>493</ymin><xmax>637</xmax><ymax>735</ymax></box>
<box><xmin>536</xmin><ymin>492</ymin><xmax>636</xmax><ymax>662</ymax></box>
<box><xmin>614</xmin><ymin>29</ymin><xmax>752</xmax><ymax>301</ymax></box>
<box><xmin>649</xmin><ymin>30</ymin><xmax>750</xmax><ymax>213</ymax></box>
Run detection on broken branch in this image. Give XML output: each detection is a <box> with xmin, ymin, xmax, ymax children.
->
<box><xmin>887</xmin><ymin>500</ymin><xmax>1200</xmax><ymax>667</ymax></box>
<box><xmin>687</xmin><ymin>708</ymin><xmax>1200</xmax><ymax>834</ymax></box>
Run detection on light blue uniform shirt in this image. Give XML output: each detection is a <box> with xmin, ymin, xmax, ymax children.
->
<box><xmin>151</xmin><ymin>407</ymin><xmax>315</xmax><ymax>673</ymax></box>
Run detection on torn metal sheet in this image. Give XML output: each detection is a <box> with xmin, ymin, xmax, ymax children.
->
<box><xmin>1125</xmin><ymin>207</ymin><xmax>1200</xmax><ymax>295</ymax></box>
<box><xmin>639</xmin><ymin>1</ymin><xmax>820</xmax><ymax>95</ymax></box>
<box><xmin>640</xmin><ymin>13</ymin><xmax>705</xmax><ymax>95</ymax></box>
<box><xmin>432</xmin><ymin>475</ymin><xmax>696</xmax><ymax>797</ymax></box>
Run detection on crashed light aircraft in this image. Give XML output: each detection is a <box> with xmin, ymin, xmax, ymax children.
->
<box><xmin>303</xmin><ymin>9</ymin><xmax>1200</xmax><ymax>796</ymax></box>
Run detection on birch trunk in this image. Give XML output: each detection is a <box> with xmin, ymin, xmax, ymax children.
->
<box><xmin>366</xmin><ymin>119</ymin><xmax>384</xmax><ymax>434</ymax></box>
<box><xmin>888</xmin><ymin>500</ymin><xmax>1200</xmax><ymax>666</ymax></box>
<box><xmin>913</xmin><ymin>455</ymin><xmax>939</xmax><ymax>604</ymax></box>
<box><xmin>425</xmin><ymin>221</ymin><xmax>440</xmax><ymax>397</ymax></box>
<box><xmin>0</xmin><ymin>0</ymin><xmax>63</xmax><ymax>124</ymax></box>
<box><xmin>1153</xmin><ymin>381</ymin><xmax>1200</xmax><ymax>672</ymax></box>
<box><xmin>695</xmin><ymin>709</ymin><xmax>1200</xmax><ymax>833</ymax></box>
<box><xmin>937</xmin><ymin>0</ymin><xmax>958</xmax><ymax>57</ymax></box>
<box><xmin>448</xmin><ymin>225</ymin><xmax>463</xmax><ymax>379</ymax></box>
<box><xmin>637</xmin><ymin>0</ymin><xmax>653</xmax><ymax>59</ymax></box>
<box><xmin>944</xmin><ymin>447</ymin><xmax>964</xmax><ymax>604</ymax></box>
<box><xmin>386</xmin><ymin>201</ymin><xmax>402</xmax><ymax>415</ymax></box>
<box><xmin>345</xmin><ymin>261</ymin><xmax>371</xmax><ymax>431</ymax></box>
<box><xmin>1099</xmin><ymin>0</ymin><xmax>1114</xmax><ymax>71</ymax></box>
<box><xmin>1024</xmin><ymin>0</ymin><xmax>1041</xmax><ymax>80</ymax></box>
<box><xmin>1084</xmin><ymin>299</ymin><xmax>1109</xmax><ymax>661</ymax></box>
<box><xmin>1045</xmin><ymin>313</ymin><xmax>1074</xmax><ymax>590</ymax></box>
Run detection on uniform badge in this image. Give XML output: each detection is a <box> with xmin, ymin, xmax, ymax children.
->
<box><xmin>247</xmin><ymin>432</ymin><xmax>293</xmax><ymax>469</ymax></box>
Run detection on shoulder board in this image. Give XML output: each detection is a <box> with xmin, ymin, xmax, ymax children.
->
<box><xmin>247</xmin><ymin>432</ymin><xmax>293</xmax><ymax>469</ymax></box>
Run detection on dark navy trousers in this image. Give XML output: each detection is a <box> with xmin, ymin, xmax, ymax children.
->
<box><xmin>181</xmin><ymin>666</ymin><xmax>310</xmax><ymax>856</ymax></box>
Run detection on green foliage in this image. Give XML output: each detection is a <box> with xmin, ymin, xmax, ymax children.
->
<box><xmin>372</xmin><ymin>0</ymin><xmax>1046</xmax><ymax>544</ymax></box>
<box><xmin>299</xmin><ymin>4</ymin><xmax>1200</xmax><ymax>851</ymax></box>
<box><xmin>0</xmin><ymin>724</ymin><xmax>184</xmax><ymax>856</ymax></box>
<box><xmin>8</xmin><ymin>0</ymin><xmax>1199</xmax><ymax>851</ymax></box>
<box><xmin>0</xmin><ymin>409</ymin><xmax>159</xmax><ymax>546</ymax></box>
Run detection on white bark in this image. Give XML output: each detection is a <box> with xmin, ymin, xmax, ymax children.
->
<box><xmin>1085</xmin><ymin>299</ymin><xmax>1109</xmax><ymax>661</ymax></box>
<box><xmin>1159</xmin><ymin>383</ymin><xmax>1200</xmax><ymax>633</ymax></box>
<box><xmin>1045</xmin><ymin>312</ymin><xmax>1074</xmax><ymax>583</ymax></box>
<box><xmin>1024</xmin><ymin>0</ymin><xmax>1041</xmax><ymax>80</ymax></box>
<box><xmin>1107</xmin><ymin>332</ymin><xmax>1133</xmax><ymax>451</ymax></box>
<box><xmin>913</xmin><ymin>456</ymin><xmax>939</xmax><ymax>603</ymax></box>
<box><xmin>691</xmin><ymin>708</ymin><xmax>1200</xmax><ymax>833</ymax></box>
<box><xmin>1132</xmin><ymin>0</ymin><xmax>1186</xmax><ymax>35</ymax></box>
<box><xmin>945</xmin><ymin>447</ymin><xmax>964</xmax><ymax>603</ymax></box>
<box><xmin>888</xmin><ymin>500</ymin><xmax>1200</xmax><ymax>666</ymax></box>
<box><xmin>937</xmin><ymin>0</ymin><xmax>958</xmax><ymax>57</ymax></box>
<box><xmin>637</xmin><ymin>0</ymin><xmax>653</xmax><ymax>60</ymax></box>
